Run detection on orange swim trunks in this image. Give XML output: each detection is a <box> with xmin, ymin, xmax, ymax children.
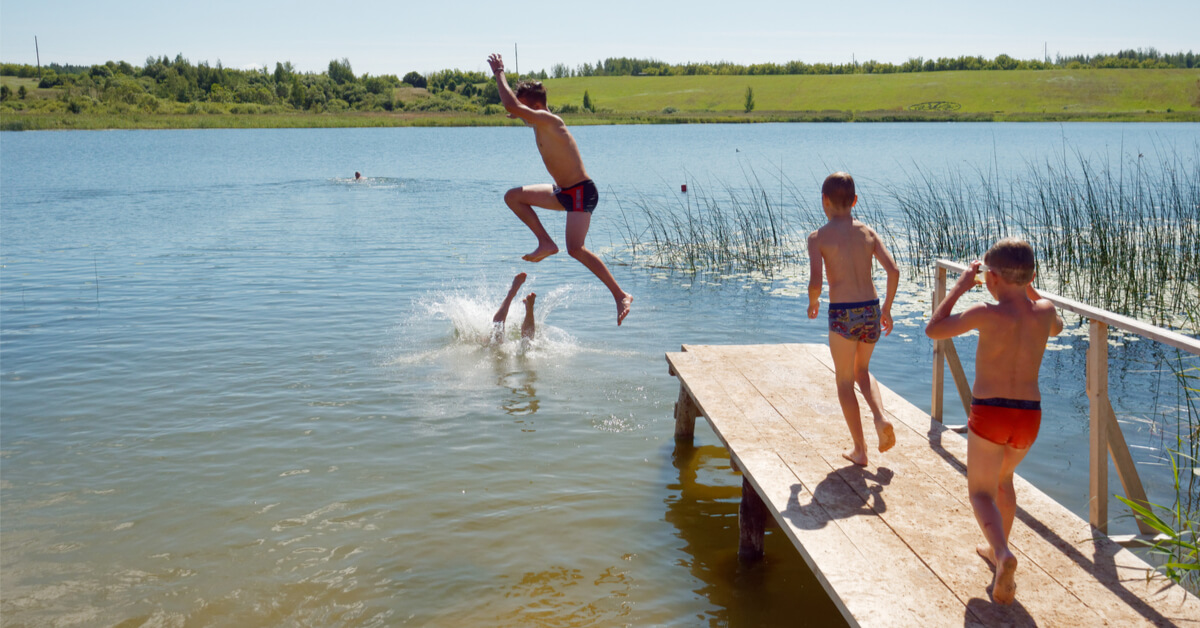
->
<box><xmin>968</xmin><ymin>397</ymin><xmax>1042</xmax><ymax>450</ymax></box>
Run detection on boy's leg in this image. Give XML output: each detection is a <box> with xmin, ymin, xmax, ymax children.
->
<box><xmin>968</xmin><ymin>432</ymin><xmax>1028</xmax><ymax>604</ymax></box>
<box><xmin>493</xmin><ymin>272</ymin><xmax>527</xmax><ymax>326</ymax></box>
<box><xmin>565</xmin><ymin>211</ymin><xmax>633</xmax><ymax>326</ymax></box>
<box><xmin>504</xmin><ymin>185</ymin><xmax>562</xmax><ymax>262</ymax></box>
<box><xmin>852</xmin><ymin>341</ymin><xmax>896</xmax><ymax>452</ymax></box>
<box><xmin>521</xmin><ymin>293</ymin><xmax>536</xmax><ymax>339</ymax></box>
<box><xmin>828</xmin><ymin>333</ymin><xmax>868</xmax><ymax>466</ymax></box>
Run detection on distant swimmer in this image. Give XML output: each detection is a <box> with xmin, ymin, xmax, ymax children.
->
<box><xmin>488</xmin><ymin>52</ymin><xmax>632</xmax><ymax>326</ymax></box>
<box><xmin>354</xmin><ymin>172</ymin><xmax>363</xmax><ymax>180</ymax></box>
<box><xmin>492</xmin><ymin>272</ymin><xmax>536</xmax><ymax>342</ymax></box>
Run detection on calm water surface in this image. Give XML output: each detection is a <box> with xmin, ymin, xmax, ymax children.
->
<box><xmin>2</xmin><ymin>123</ymin><xmax>1197</xmax><ymax>626</ymax></box>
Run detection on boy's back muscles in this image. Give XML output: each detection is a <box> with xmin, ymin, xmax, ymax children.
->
<box><xmin>815</xmin><ymin>221</ymin><xmax>881</xmax><ymax>303</ymax></box>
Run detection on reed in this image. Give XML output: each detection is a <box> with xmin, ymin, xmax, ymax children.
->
<box><xmin>612</xmin><ymin>169</ymin><xmax>890</xmax><ymax>274</ymax></box>
<box><xmin>888</xmin><ymin>144</ymin><xmax>1200</xmax><ymax>332</ymax></box>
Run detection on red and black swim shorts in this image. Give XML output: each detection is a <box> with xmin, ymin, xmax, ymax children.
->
<box><xmin>553</xmin><ymin>179</ymin><xmax>599</xmax><ymax>213</ymax></box>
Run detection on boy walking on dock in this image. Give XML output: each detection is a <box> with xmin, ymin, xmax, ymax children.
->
<box><xmin>807</xmin><ymin>172</ymin><xmax>900</xmax><ymax>467</ymax></box>
<box><xmin>487</xmin><ymin>53</ymin><xmax>632</xmax><ymax>326</ymax></box>
<box><xmin>925</xmin><ymin>238</ymin><xmax>1063</xmax><ymax>604</ymax></box>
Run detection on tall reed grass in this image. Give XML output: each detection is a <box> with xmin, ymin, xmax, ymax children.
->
<box><xmin>613</xmin><ymin>169</ymin><xmax>889</xmax><ymax>274</ymax></box>
<box><xmin>888</xmin><ymin>144</ymin><xmax>1200</xmax><ymax>331</ymax></box>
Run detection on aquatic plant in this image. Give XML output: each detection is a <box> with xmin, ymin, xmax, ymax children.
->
<box><xmin>888</xmin><ymin>143</ymin><xmax>1200</xmax><ymax>332</ymax></box>
<box><xmin>613</xmin><ymin>169</ymin><xmax>890</xmax><ymax>274</ymax></box>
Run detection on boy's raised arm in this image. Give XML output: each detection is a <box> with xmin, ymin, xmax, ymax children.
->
<box><xmin>488</xmin><ymin>53</ymin><xmax>556</xmax><ymax>125</ymax></box>
<box><xmin>926</xmin><ymin>262</ymin><xmax>983</xmax><ymax>339</ymax></box>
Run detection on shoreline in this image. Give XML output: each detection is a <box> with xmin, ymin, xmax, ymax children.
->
<box><xmin>3</xmin><ymin>109</ymin><xmax>1197</xmax><ymax>131</ymax></box>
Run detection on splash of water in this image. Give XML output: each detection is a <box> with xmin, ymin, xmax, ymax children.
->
<box><xmin>388</xmin><ymin>275</ymin><xmax>581</xmax><ymax>365</ymax></box>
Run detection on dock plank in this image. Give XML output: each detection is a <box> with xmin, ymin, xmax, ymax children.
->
<box><xmin>672</xmin><ymin>347</ymin><xmax>966</xmax><ymax>626</ymax></box>
<box><xmin>666</xmin><ymin>343</ymin><xmax>1200</xmax><ymax>627</ymax></box>
<box><xmin>796</xmin><ymin>344</ymin><xmax>1200</xmax><ymax>626</ymax></box>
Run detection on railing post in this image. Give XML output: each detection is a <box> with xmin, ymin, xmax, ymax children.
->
<box><xmin>1088</xmin><ymin>320</ymin><xmax>1110</xmax><ymax>534</ymax></box>
<box><xmin>932</xmin><ymin>265</ymin><xmax>947</xmax><ymax>423</ymax></box>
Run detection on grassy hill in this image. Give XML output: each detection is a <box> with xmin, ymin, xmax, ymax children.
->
<box><xmin>3</xmin><ymin>68</ymin><xmax>1197</xmax><ymax>129</ymax></box>
<box><xmin>543</xmin><ymin>69</ymin><xmax>1200</xmax><ymax>120</ymax></box>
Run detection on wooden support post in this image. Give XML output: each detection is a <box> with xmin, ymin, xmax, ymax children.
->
<box><xmin>738</xmin><ymin>476</ymin><xmax>767</xmax><ymax>561</ymax></box>
<box><xmin>1088</xmin><ymin>320</ymin><xmax>1110</xmax><ymax>534</ymax></box>
<box><xmin>932</xmin><ymin>266</ymin><xmax>947</xmax><ymax>422</ymax></box>
<box><xmin>942</xmin><ymin>339</ymin><xmax>974</xmax><ymax>418</ymax></box>
<box><xmin>674</xmin><ymin>385</ymin><xmax>699</xmax><ymax>441</ymax></box>
<box><xmin>1102</xmin><ymin>397</ymin><xmax>1156</xmax><ymax>535</ymax></box>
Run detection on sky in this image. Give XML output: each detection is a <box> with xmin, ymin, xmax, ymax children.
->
<box><xmin>2</xmin><ymin>0</ymin><xmax>1197</xmax><ymax>77</ymax></box>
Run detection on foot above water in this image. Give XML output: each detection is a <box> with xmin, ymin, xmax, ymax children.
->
<box><xmin>523</xmin><ymin>244</ymin><xmax>559</xmax><ymax>263</ymax></box>
<box><xmin>616</xmin><ymin>293</ymin><xmax>633</xmax><ymax>326</ymax></box>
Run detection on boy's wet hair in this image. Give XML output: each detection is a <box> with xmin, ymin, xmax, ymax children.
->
<box><xmin>984</xmin><ymin>237</ymin><xmax>1036</xmax><ymax>285</ymax></box>
<box><xmin>822</xmin><ymin>172</ymin><xmax>855</xmax><ymax>209</ymax></box>
<box><xmin>515</xmin><ymin>81</ymin><xmax>547</xmax><ymax>107</ymax></box>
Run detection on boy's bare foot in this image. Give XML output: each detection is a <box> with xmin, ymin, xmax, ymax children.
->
<box><xmin>992</xmin><ymin>553</ymin><xmax>1018</xmax><ymax>604</ymax></box>
<box><xmin>523</xmin><ymin>244</ymin><xmax>559</xmax><ymax>263</ymax></box>
<box><xmin>875</xmin><ymin>418</ymin><xmax>896</xmax><ymax>452</ymax></box>
<box><xmin>511</xmin><ymin>272</ymin><xmax>527</xmax><ymax>289</ymax></box>
<box><xmin>616</xmin><ymin>293</ymin><xmax>633</xmax><ymax>326</ymax></box>
<box><xmin>976</xmin><ymin>544</ymin><xmax>996</xmax><ymax>566</ymax></box>
<box><xmin>842</xmin><ymin>449</ymin><xmax>868</xmax><ymax>467</ymax></box>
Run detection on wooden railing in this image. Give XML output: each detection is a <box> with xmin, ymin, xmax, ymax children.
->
<box><xmin>931</xmin><ymin>259</ymin><xmax>1200</xmax><ymax>542</ymax></box>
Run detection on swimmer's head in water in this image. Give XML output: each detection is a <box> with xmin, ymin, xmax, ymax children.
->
<box><xmin>354</xmin><ymin>172</ymin><xmax>362</xmax><ymax>179</ymax></box>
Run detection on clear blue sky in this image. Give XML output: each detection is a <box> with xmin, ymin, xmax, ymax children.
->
<box><xmin>2</xmin><ymin>0</ymin><xmax>1196</xmax><ymax>76</ymax></box>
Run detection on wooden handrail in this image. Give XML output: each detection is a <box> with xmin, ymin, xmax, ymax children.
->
<box><xmin>929</xmin><ymin>259</ymin><xmax>1200</xmax><ymax>538</ymax></box>
<box><xmin>935</xmin><ymin>259</ymin><xmax>1200</xmax><ymax>356</ymax></box>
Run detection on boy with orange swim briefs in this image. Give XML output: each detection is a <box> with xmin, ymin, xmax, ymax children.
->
<box><xmin>925</xmin><ymin>237</ymin><xmax>1063</xmax><ymax>605</ymax></box>
<box><xmin>807</xmin><ymin>172</ymin><xmax>901</xmax><ymax>467</ymax></box>
<box><xmin>487</xmin><ymin>53</ymin><xmax>632</xmax><ymax>326</ymax></box>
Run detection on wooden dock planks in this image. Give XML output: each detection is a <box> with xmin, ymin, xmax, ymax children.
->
<box><xmin>666</xmin><ymin>343</ymin><xmax>1200</xmax><ymax>627</ymax></box>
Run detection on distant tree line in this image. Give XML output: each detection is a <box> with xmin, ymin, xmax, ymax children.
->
<box><xmin>547</xmin><ymin>48</ymin><xmax>1197</xmax><ymax>78</ymax></box>
<box><xmin>0</xmin><ymin>54</ymin><xmax>501</xmax><ymax>113</ymax></box>
<box><xmin>1</xmin><ymin>48</ymin><xmax>1193</xmax><ymax>114</ymax></box>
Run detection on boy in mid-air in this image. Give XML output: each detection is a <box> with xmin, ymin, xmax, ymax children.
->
<box><xmin>487</xmin><ymin>53</ymin><xmax>632</xmax><ymax>326</ymax></box>
<box><xmin>925</xmin><ymin>238</ymin><xmax>1063</xmax><ymax>604</ymax></box>
<box><xmin>808</xmin><ymin>172</ymin><xmax>900</xmax><ymax>467</ymax></box>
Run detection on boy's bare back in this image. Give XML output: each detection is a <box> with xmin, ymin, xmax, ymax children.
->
<box><xmin>810</xmin><ymin>219</ymin><xmax>888</xmax><ymax>304</ymax></box>
<box><xmin>961</xmin><ymin>288</ymin><xmax>1060</xmax><ymax>400</ymax></box>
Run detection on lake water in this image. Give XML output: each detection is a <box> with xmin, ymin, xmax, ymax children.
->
<box><xmin>2</xmin><ymin>123</ymin><xmax>1198</xmax><ymax>626</ymax></box>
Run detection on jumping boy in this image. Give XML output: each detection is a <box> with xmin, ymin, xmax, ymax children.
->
<box><xmin>924</xmin><ymin>238</ymin><xmax>1063</xmax><ymax>604</ymax></box>
<box><xmin>807</xmin><ymin>172</ymin><xmax>900</xmax><ymax>467</ymax></box>
<box><xmin>487</xmin><ymin>53</ymin><xmax>632</xmax><ymax>326</ymax></box>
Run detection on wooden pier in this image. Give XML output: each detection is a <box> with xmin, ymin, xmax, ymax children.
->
<box><xmin>667</xmin><ymin>342</ymin><xmax>1200</xmax><ymax>627</ymax></box>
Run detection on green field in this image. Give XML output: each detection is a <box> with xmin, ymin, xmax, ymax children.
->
<box><xmin>543</xmin><ymin>69</ymin><xmax>1200</xmax><ymax>117</ymax></box>
<box><xmin>3</xmin><ymin>68</ymin><xmax>1198</xmax><ymax>130</ymax></box>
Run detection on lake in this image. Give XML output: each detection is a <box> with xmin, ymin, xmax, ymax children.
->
<box><xmin>2</xmin><ymin>123</ymin><xmax>1197</xmax><ymax>626</ymax></box>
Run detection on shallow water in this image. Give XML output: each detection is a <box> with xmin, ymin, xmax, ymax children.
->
<box><xmin>2</xmin><ymin>124</ymin><xmax>1197</xmax><ymax>626</ymax></box>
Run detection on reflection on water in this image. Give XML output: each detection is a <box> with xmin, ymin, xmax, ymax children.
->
<box><xmin>666</xmin><ymin>442</ymin><xmax>849</xmax><ymax>627</ymax></box>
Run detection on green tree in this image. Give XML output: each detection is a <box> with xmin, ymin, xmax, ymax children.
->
<box><xmin>744</xmin><ymin>86</ymin><xmax>755</xmax><ymax>113</ymax></box>
<box><xmin>17</xmin><ymin>84</ymin><xmax>27</xmax><ymax>99</ymax></box>
<box><xmin>582</xmin><ymin>90</ymin><xmax>593</xmax><ymax>112</ymax></box>
<box><xmin>328</xmin><ymin>58</ymin><xmax>355</xmax><ymax>85</ymax></box>
<box><xmin>0</xmin><ymin>84</ymin><xmax>10</xmax><ymax>101</ymax></box>
<box><xmin>402</xmin><ymin>71</ymin><xmax>426</xmax><ymax>88</ymax></box>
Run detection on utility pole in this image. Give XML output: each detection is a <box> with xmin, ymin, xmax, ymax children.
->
<box><xmin>514</xmin><ymin>43</ymin><xmax>519</xmax><ymax>77</ymax></box>
<box><xmin>35</xmin><ymin>36</ymin><xmax>41</xmax><ymax>78</ymax></box>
